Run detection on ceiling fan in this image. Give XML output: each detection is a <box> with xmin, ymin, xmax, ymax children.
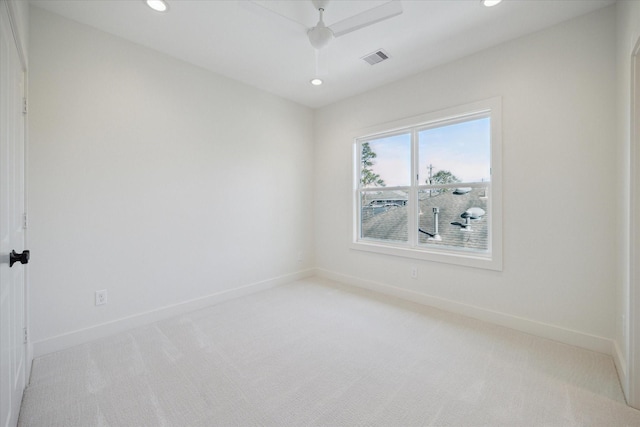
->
<box><xmin>306</xmin><ymin>0</ymin><xmax>403</xmax><ymax>50</ymax></box>
<box><xmin>252</xmin><ymin>0</ymin><xmax>403</xmax><ymax>51</ymax></box>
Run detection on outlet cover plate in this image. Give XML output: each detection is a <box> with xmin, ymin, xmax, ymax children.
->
<box><xmin>95</xmin><ymin>289</ymin><xmax>107</xmax><ymax>306</ymax></box>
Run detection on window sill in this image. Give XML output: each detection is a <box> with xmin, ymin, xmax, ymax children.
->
<box><xmin>350</xmin><ymin>240</ymin><xmax>502</xmax><ymax>271</ymax></box>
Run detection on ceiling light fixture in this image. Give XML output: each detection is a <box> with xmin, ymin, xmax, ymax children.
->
<box><xmin>310</xmin><ymin>78</ymin><xmax>323</xmax><ymax>86</ymax></box>
<box><xmin>146</xmin><ymin>0</ymin><xmax>168</xmax><ymax>12</ymax></box>
<box><xmin>481</xmin><ymin>0</ymin><xmax>502</xmax><ymax>6</ymax></box>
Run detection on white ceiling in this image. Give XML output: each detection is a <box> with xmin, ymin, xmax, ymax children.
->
<box><xmin>30</xmin><ymin>0</ymin><xmax>615</xmax><ymax>108</ymax></box>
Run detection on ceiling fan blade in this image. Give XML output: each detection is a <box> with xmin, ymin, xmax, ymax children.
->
<box><xmin>329</xmin><ymin>0</ymin><xmax>403</xmax><ymax>38</ymax></box>
<box><xmin>244</xmin><ymin>1</ymin><xmax>308</xmax><ymax>33</ymax></box>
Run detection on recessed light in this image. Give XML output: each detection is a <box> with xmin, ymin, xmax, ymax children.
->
<box><xmin>146</xmin><ymin>0</ymin><xmax>168</xmax><ymax>12</ymax></box>
<box><xmin>310</xmin><ymin>78</ymin><xmax>323</xmax><ymax>86</ymax></box>
<box><xmin>481</xmin><ymin>0</ymin><xmax>502</xmax><ymax>7</ymax></box>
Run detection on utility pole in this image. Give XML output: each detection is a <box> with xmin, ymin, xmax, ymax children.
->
<box><xmin>428</xmin><ymin>163</ymin><xmax>434</xmax><ymax>197</ymax></box>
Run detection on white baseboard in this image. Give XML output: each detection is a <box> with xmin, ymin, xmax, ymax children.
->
<box><xmin>33</xmin><ymin>268</ymin><xmax>615</xmax><ymax>359</ymax></box>
<box><xmin>613</xmin><ymin>339</ymin><xmax>629</xmax><ymax>402</ymax></box>
<box><xmin>316</xmin><ymin>268</ymin><xmax>613</xmax><ymax>355</ymax></box>
<box><xmin>32</xmin><ymin>269</ymin><xmax>315</xmax><ymax>358</ymax></box>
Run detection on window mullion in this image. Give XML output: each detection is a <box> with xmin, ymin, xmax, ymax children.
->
<box><xmin>408</xmin><ymin>129</ymin><xmax>419</xmax><ymax>247</ymax></box>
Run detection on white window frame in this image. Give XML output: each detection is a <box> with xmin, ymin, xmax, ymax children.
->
<box><xmin>351</xmin><ymin>98</ymin><xmax>502</xmax><ymax>271</ymax></box>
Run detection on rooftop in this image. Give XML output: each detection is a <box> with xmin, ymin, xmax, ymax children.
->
<box><xmin>361</xmin><ymin>187</ymin><xmax>488</xmax><ymax>252</ymax></box>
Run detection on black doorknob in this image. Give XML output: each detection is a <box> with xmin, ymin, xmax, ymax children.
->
<box><xmin>10</xmin><ymin>250</ymin><xmax>29</xmax><ymax>267</ymax></box>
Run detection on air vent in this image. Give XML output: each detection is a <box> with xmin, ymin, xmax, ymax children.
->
<box><xmin>362</xmin><ymin>49</ymin><xmax>389</xmax><ymax>65</ymax></box>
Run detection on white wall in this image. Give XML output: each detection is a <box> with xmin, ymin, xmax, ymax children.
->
<box><xmin>615</xmin><ymin>0</ymin><xmax>640</xmax><ymax>405</ymax></box>
<box><xmin>28</xmin><ymin>7</ymin><xmax>315</xmax><ymax>355</ymax></box>
<box><xmin>314</xmin><ymin>7</ymin><xmax>617</xmax><ymax>353</ymax></box>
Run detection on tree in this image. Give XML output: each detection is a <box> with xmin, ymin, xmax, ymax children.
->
<box><xmin>428</xmin><ymin>169</ymin><xmax>460</xmax><ymax>194</ymax></box>
<box><xmin>361</xmin><ymin>142</ymin><xmax>386</xmax><ymax>187</ymax></box>
<box><xmin>429</xmin><ymin>170</ymin><xmax>460</xmax><ymax>185</ymax></box>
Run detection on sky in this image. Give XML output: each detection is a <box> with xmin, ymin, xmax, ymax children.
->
<box><xmin>364</xmin><ymin>117</ymin><xmax>491</xmax><ymax>187</ymax></box>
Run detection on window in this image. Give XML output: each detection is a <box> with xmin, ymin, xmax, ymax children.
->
<box><xmin>353</xmin><ymin>98</ymin><xmax>502</xmax><ymax>270</ymax></box>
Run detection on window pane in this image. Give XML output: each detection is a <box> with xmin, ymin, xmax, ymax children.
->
<box><xmin>418</xmin><ymin>117</ymin><xmax>490</xmax><ymax>185</ymax></box>
<box><xmin>360</xmin><ymin>190</ymin><xmax>409</xmax><ymax>243</ymax></box>
<box><xmin>360</xmin><ymin>133</ymin><xmax>411</xmax><ymax>188</ymax></box>
<box><xmin>417</xmin><ymin>187</ymin><xmax>489</xmax><ymax>252</ymax></box>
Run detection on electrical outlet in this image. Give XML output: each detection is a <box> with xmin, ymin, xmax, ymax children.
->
<box><xmin>95</xmin><ymin>289</ymin><xmax>107</xmax><ymax>306</ymax></box>
<box><xmin>411</xmin><ymin>266</ymin><xmax>418</xmax><ymax>279</ymax></box>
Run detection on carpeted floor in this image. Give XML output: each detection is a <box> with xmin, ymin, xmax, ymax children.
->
<box><xmin>18</xmin><ymin>278</ymin><xmax>640</xmax><ymax>426</ymax></box>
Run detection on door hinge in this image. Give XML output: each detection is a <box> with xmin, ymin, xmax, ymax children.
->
<box><xmin>23</xmin><ymin>328</ymin><xmax>28</xmax><ymax>344</ymax></box>
<box><xmin>22</xmin><ymin>97</ymin><xmax>27</xmax><ymax>115</ymax></box>
<box><xmin>22</xmin><ymin>213</ymin><xmax>27</xmax><ymax>229</ymax></box>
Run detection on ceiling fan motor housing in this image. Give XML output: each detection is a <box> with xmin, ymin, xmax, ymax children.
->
<box><xmin>308</xmin><ymin>23</ymin><xmax>334</xmax><ymax>50</ymax></box>
<box><xmin>311</xmin><ymin>0</ymin><xmax>331</xmax><ymax>10</ymax></box>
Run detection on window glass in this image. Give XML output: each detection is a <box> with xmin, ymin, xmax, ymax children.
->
<box><xmin>418</xmin><ymin>117</ymin><xmax>491</xmax><ymax>184</ymax></box>
<box><xmin>360</xmin><ymin>190</ymin><xmax>409</xmax><ymax>243</ymax></box>
<box><xmin>360</xmin><ymin>133</ymin><xmax>411</xmax><ymax>188</ymax></box>
<box><xmin>417</xmin><ymin>187</ymin><xmax>489</xmax><ymax>252</ymax></box>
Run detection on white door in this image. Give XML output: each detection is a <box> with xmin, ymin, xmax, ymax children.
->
<box><xmin>0</xmin><ymin>1</ymin><xmax>27</xmax><ymax>426</ymax></box>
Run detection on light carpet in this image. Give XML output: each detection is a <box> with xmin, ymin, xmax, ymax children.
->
<box><xmin>18</xmin><ymin>278</ymin><xmax>640</xmax><ymax>426</ymax></box>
